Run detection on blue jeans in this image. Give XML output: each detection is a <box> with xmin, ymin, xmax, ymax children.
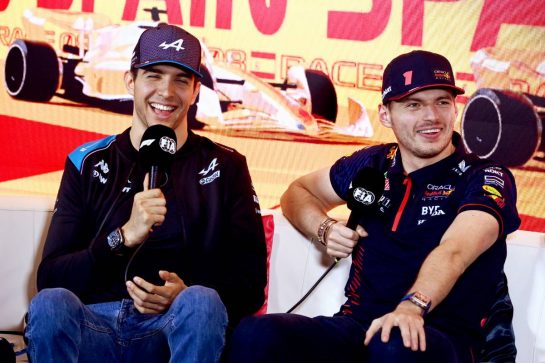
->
<box><xmin>227</xmin><ymin>313</ymin><xmax>472</xmax><ymax>363</ymax></box>
<box><xmin>25</xmin><ymin>286</ymin><xmax>228</xmax><ymax>363</ymax></box>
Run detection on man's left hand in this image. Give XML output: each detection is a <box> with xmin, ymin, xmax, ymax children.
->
<box><xmin>126</xmin><ymin>270</ymin><xmax>187</xmax><ymax>314</ymax></box>
<box><xmin>363</xmin><ymin>302</ymin><xmax>426</xmax><ymax>352</ymax></box>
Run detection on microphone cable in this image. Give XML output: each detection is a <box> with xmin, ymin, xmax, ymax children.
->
<box><xmin>286</xmin><ymin>167</ymin><xmax>384</xmax><ymax>313</ymax></box>
<box><xmin>124</xmin><ymin>172</ymin><xmax>170</xmax><ymax>283</ymax></box>
<box><xmin>286</xmin><ymin>258</ymin><xmax>339</xmax><ymax>313</ymax></box>
<box><xmin>124</xmin><ymin>237</ymin><xmax>147</xmax><ymax>282</ymax></box>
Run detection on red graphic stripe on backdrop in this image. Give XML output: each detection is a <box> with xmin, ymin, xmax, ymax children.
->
<box><xmin>251</xmin><ymin>71</ymin><xmax>276</xmax><ymax>79</ymax></box>
<box><xmin>0</xmin><ymin>115</ymin><xmax>107</xmax><ymax>182</ymax></box>
<box><xmin>251</xmin><ymin>51</ymin><xmax>276</xmax><ymax>60</ymax></box>
<box><xmin>519</xmin><ymin>214</ymin><xmax>545</xmax><ymax>233</ymax></box>
<box><xmin>456</xmin><ymin>72</ymin><xmax>475</xmax><ymax>82</ymax></box>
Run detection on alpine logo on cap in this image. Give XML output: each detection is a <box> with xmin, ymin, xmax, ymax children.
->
<box><xmin>159</xmin><ymin>39</ymin><xmax>185</xmax><ymax>51</ymax></box>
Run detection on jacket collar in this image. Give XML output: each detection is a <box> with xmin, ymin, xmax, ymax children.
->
<box><xmin>386</xmin><ymin>132</ymin><xmax>467</xmax><ymax>183</ymax></box>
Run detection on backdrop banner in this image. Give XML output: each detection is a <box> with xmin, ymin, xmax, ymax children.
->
<box><xmin>0</xmin><ymin>0</ymin><xmax>544</xmax><ymax>232</ymax></box>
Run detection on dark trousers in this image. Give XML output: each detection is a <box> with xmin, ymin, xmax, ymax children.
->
<box><xmin>226</xmin><ymin>313</ymin><xmax>472</xmax><ymax>363</ymax></box>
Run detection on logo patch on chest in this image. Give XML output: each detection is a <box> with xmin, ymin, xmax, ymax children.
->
<box><xmin>421</xmin><ymin>205</ymin><xmax>445</xmax><ymax>216</ymax></box>
<box><xmin>199</xmin><ymin>158</ymin><xmax>221</xmax><ymax>185</ymax></box>
<box><xmin>92</xmin><ymin>160</ymin><xmax>109</xmax><ymax>184</ymax></box>
<box><xmin>199</xmin><ymin>170</ymin><xmax>220</xmax><ymax>185</ymax></box>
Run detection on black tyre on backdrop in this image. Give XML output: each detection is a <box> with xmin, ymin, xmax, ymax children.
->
<box><xmin>461</xmin><ymin>88</ymin><xmax>543</xmax><ymax>166</ymax></box>
<box><xmin>304</xmin><ymin>69</ymin><xmax>338</xmax><ymax>122</ymax></box>
<box><xmin>4</xmin><ymin>40</ymin><xmax>60</xmax><ymax>102</ymax></box>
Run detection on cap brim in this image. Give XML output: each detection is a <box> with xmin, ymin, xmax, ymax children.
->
<box><xmin>386</xmin><ymin>84</ymin><xmax>465</xmax><ymax>102</ymax></box>
<box><xmin>135</xmin><ymin>60</ymin><xmax>203</xmax><ymax>78</ymax></box>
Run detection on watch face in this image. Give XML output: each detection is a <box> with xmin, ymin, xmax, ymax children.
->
<box><xmin>107</xmin><ymin>229</ymin><xmax>123</xmax><ymax>251</ymax></box>
<box><xmin>414</xmin><ymin>292</ymin><xmax>431</xmax><ymax>304</ymax></box>
<box><xmin>412</xmin><ymin>292</ymin><xmax>432</xmax><ymax>310</ymax></box>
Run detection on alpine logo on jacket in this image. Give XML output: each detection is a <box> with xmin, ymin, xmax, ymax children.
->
<box><xmin>199</xmin><ymin>158</ymin><xmax>221</xmax><ymax>185</ymax></box>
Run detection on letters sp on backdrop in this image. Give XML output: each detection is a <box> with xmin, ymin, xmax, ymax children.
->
<box><xmin>0</xmin><ymin>1</ymin><xmax>544</xmax><ymax>233</ymax></box>
<box><xmin>0</xmin><ymin>0</ymin><xmax>543</xmax><ymax>107</ymax></box>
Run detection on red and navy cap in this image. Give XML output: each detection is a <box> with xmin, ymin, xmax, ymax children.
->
<box><xmin>131</xmin><ymin>23</ymin><xmax>203</xmax><ymax>78</ymax></box>
<box><xmin>381</xmin><ymin>50</ymin><xmax>464</xmax><ymax>103</ymax></box>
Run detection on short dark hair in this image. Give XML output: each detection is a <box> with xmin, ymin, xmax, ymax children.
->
<box><xmin>128</xmin><ymin>66</ymin><xmax>201</xmax><ymax>90</ymax></box>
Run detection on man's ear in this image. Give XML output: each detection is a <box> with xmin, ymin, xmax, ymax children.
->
<box><xmin>124</xmin><ymin>71</ymin><xmax>135</xmax><ymax>96</ymax></box>
<box><xmin>378</xmin><ymin>104</ymin><xmax>392</xmax><ymax>128</ymax></box>
<box><xmin>191</xmin><ymin>80</ymin><xmax>201</xmax><ymax>105</ymax></box>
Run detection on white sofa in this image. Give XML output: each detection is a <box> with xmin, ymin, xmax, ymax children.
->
<box><xmin>1</xmin><ymin>196</ymin><xmax>544</xmax><ymax>362</ymax></box>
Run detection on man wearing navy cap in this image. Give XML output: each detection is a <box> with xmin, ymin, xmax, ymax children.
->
<box><xmin>228</xmin><ymin>50</ymin><xmax>520</xmax><ymax>362</ymax></box>
<box><xmin>24</xmin><ymin>24</ymin><xmax>267</xmax><ymax>362</ymax></box>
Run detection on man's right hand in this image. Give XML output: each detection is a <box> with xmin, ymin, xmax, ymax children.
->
<box><xmin>122</xmin><ymin>174</ymin><xmax>167</xmax><ymax>247</ymax></box>
<box><xmin>364</xmin><ymin>301</ymin><xmax>427</xmax><ymax>352</ymax></box>
<box><xmin>325</xmin><ymin>222</ymin><xmax>367</xmax><ymax>259</ymax></box>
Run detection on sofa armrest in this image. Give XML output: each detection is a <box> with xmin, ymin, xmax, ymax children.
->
<box><xmin>0</xmin><ymin>195</ymin><xmax>54</xmax><ymax>331</ymax></box>
<box><xmin>265</xmin><ymin>210</ymin><xmax>350</xmax><ymax>316</ymax></box>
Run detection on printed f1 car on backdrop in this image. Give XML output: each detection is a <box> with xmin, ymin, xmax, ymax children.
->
<box><xmin>0</xmin><ymin>0</ymin><xmax>544</xmax><ymax>232</ymax></box>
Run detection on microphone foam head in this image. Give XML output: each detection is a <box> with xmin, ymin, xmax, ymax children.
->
<box><xmin>346</xmin><ymin>167</ymin><xmax>385</xmax><ymax>214</ymax></box>
<box><xmin>139</xmin><ymin>125</ymin><xmax>177</xmax><ymax>169</ymax></box>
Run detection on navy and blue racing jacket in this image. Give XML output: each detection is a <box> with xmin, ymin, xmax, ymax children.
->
<box><xmin>38</xmin><ymin>128</ymin><xmax>267</xmax><ymax>327</ymax></box>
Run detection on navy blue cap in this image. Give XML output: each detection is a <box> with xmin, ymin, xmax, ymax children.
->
<box><xmin>381</xmin><ymin>50</ymin><xmax>464</xmax><ymax>103</ymax></box>
<box><xmin>131</xmin><ymin>23</ymin><xmax>203</xmax><ymax>78</ymax></box>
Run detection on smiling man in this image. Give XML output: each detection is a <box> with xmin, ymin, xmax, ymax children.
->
<box><xmin>24</xmin><ymin>24</ymin><xmax>267</xmax><ymax>363</ymax></box>
<box><xmin>228</xmin><ymin>51</ymin><xmax>520</xmax><ymax>363</ymax></box>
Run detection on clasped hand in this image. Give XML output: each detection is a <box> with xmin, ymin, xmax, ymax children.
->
<box><xmin>126</xmin><ymin>270</ymin><xmax>187</xmax><ymax>314</ymax></box>
<box><xmin>123</xmin><ymin>175</ymin><xmax>185</xmax><ymax>314</ymax></box>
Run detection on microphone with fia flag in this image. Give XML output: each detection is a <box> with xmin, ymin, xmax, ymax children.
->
<box><xmin>123</xmin><ymin>125</ymin><xmax>178</xmax><ymax>283</ymax></box>
<box><xmin>139</xmin><ymin>125</ymin><xmax>177</xmax><ymax>188</ymax></box>
<box><xmin>286</xmin><ymin>167</ymin><xmax>384</xmax><ymax>313</ymax></box>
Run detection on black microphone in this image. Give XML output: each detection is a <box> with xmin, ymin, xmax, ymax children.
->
<box><xmin>139</xmin><ymin>125</ymin><xmax>177</xmax><ymax>188</ymax></box>
<box><xmin>286</xmin><ymin>168</ymin><xmax>384</xmax><ymax>313</ymax></box>
<box><xmin>345</xmin><ymin>167</ymin><xmax>385</xmax><ymax>230</ymax></box>
<box><xmin>286</xmin><ymin>168</ymin><xmax>385</xmax><ymax>313</ymax></box>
